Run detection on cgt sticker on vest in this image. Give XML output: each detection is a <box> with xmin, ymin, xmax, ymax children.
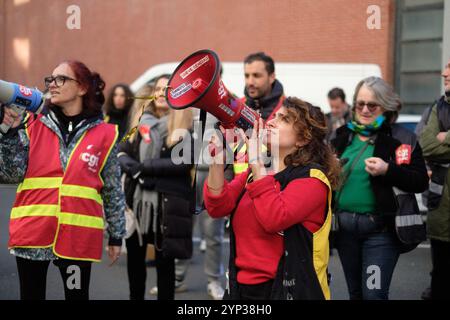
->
<box><xmin>80</xmin><ymin>145</ymin><xmax>102</xmax><ymax>173</ymax></box>
<box><xmin>395</xmin><ymin>144</ymin><xmax>412</xmax><ymax>165</ymax></box>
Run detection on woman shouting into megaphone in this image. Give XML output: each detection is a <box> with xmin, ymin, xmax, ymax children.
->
<box><xmin>204</xmin><ymin>97</ymin><xmax>341</xmax><ymax>300</ymax></box>
<box><xmin>0</xmin><ymin>60</ymin><xmax>125</xmax><ymax>300</ymax></box>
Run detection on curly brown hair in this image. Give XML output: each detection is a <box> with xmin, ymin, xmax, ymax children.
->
<box><xmin>282</xmin><ymin>97</ymin><xmax>341</xmax><ymax>190</ymax></box>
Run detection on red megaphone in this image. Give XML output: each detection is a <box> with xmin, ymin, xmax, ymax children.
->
<box><xmin>166</xmin><ymin>49</ymin><xmax>259</xmax><ymax>131</ymax></box>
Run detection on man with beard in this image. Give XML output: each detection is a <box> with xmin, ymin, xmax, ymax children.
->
<box><xmin>233</xmin><ymin>52</ymin><xmax>285</xmax><ymax>175</ymax></box>
<box><xmin>242</xmin><ymin>52</ymin><xmax>285</xmax><ymax>121</ymax></box>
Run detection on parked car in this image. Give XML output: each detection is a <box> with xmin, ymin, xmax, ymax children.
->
<box><xmin>396</xmin><ymin>114</ymin><xmax>422</xmax><ymax>133</ymax></box>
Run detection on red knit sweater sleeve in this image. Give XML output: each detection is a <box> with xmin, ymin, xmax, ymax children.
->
<box><xmin>246</xmin><ymin>175</ymin><xmax>328</xmax><ymax>233</ymax></box>
<box><xmin>203</xmin><ymin>171</ymin><xmax>249</xmax><ymax>218</ymax></box>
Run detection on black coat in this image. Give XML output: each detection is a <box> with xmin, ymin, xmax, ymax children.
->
<box><xmin>105</xmin><ymin>108</ymin><xmax>130</xmax><ymax>141</ymax></box>
<box><xmin>331</xmin><ymin>123</ymin><xmax>429</xmax><ymax>215</ymax></box>
<box><xmin>119</xmin><ymin>135</ymin><xmax>194</xmax><ymax>259</ymax></box>
<box><xmin>119</xmin><ymin>135</ymin><xmax>194</xmax><ymax>203</ymax></box>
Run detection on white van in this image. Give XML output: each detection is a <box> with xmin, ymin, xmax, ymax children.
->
<box><xmin>130</xmin><ymin>62</ymin><xmax>382</xmax><ymax>114</ymax></box>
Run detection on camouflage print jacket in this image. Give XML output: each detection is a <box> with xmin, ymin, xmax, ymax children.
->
<box><xmin>0</xmin><ymin>109</ymin><xmax>126</xmax><ymax>260</ymax></box>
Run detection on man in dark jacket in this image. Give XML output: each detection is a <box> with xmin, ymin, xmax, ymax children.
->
<box><xmin>242</xmin><ymin>52</ymin><xmax>285</xmax><ymax>121</ymax></box>
<box><xmin>326</xmin><ymin>87</ymin><xmax>351</xmax><ymax>141</ymax></box>
<box><xmin>233</xmin><ymin>52</ymin><xmax>285</xmax><ymax>176</ymax></box>
<box><xmin>418</xmin><ymin>58</ymin><xmax>450</xmax><ymax>300</ymax></box>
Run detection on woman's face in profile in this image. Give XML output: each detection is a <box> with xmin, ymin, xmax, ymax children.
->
<box><xmin>154</xmin><ymin>77</ymin><xmax>169</xmax><ymax>112</ymax></box>
<box><xmin>48</xmin><ymin>63</ymin><xmax>85</xmax><ymax>107</ymax></box>
<box><xmin>265</xmin><ymin>106</ymin><xmax>300</xmax><ymax>152</ymax></box>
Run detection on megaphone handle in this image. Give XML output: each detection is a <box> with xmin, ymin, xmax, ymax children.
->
<box><xmin>0</xmin><ymin>105</ymin><xmax>12</xmax><ymax>134</ymax></box>
<box><xmin>192</xmin><ymin>109</ymin><xmax>209</xmax><ymax>215</ymax></box>
<box><xmin>213</xmin><ymin>122</ymin><xmax>235</xmax><ymax>160</ymax></box>
<box><xmin>0</xmin><ymin>105</ymin><xmax>25</xmax><ymax>134</ymax></box>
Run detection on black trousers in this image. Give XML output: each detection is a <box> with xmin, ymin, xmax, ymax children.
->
<box><xmin>125</xmin><ymin>231</ymin><xmax>149</xmax><ymax>300</ymax></box>
<box><xmin>238</xmin><ymin>280</ymin><xmax>274</xmax><ymax>300</ymax></box>
<box><xmin>16</xmin><ymin>257</ymin><xmax>91</xmax><ymax>300</ymax></box>
<box><xmin>155</xmin><ymin>249</ymin><xmax>175</xmax><ymax>300</ymax></box>
<box><xmin>430</xmin><ymin>239</ymin><xmax>450</xmax><ymax>300</ymax></box>
<box><xmin>126</xmin><ymin>229</ymin><xmax>177</xmax><ymax>300</ymax></box>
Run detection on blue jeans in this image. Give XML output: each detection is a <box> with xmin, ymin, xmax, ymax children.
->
<box><xmin>336</xmin><ymin>211</ymin><xmax>400</xmax><ymax>300</ymax></box>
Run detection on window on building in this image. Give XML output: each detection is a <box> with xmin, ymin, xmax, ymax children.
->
<box><xmin>395</xmin><ymin>0</ymin><xmax>444</xmax><ymax>114</ymax></box>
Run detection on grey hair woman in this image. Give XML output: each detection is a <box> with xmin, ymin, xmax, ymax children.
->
<box><xmin>330</xmin><ymin>76</ymin><xmax>428</xmax><ymax>300</ymax></box>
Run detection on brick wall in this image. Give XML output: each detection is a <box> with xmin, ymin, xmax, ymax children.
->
<box><xmin>0</xmin><ymin>0</ymin><xmax>396</xmax><ymax>92</ymax></box>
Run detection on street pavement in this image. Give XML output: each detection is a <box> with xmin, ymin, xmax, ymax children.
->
<box><xmin>0</xmin><ymin>184</ymin><xmax>432</xmax><ymax>300</ymax></box>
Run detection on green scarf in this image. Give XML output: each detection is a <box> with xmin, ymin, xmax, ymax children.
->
<box><xmin>346</xmin><ymin>115</ymin><xmax>385</xmax><ymax>137</ymax></box>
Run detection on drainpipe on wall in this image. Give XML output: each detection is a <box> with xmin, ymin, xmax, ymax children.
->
<box><xmin>442</xmin><ymin>0</ymin><xmax>450</xmax><ymax>92</ymax></box>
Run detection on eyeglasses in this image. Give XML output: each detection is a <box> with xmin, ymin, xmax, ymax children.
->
<box><xmin>355</xmin><ymin>100</ymin><xmax>381</xmax><ymax>112</ymax></box>
<box><xmin>44</xmin><ymin>75</ymin><xmax>79</xmax><ymax>88</ymax></box>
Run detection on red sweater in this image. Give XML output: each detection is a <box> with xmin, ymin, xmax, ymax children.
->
<box><xmin>204</xmin><ymin>170</ymin><xmax>327</xmax><ymax>285</ymax></box>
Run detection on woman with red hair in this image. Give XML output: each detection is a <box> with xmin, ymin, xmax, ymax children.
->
<box><xmin>0</xmin><ymin>60</ymin><xmax>125</xmax><ymax>300</ymax></box>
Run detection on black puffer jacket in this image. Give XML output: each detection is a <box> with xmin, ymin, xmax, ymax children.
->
<box><xmin>331</xmin><ymin>123</ymin><xmax>429</xmax><ymax>215</ymax></box>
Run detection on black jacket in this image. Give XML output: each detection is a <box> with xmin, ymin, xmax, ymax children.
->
<box><xmin>325</xmin><ymin>108</ymin><xmax>352</xmax><ymax>141</ymax></box>
<box><xmin>331</xmin><ymin>123</ymin><xmax>429</xmax><ymax>215</ymax></box>
<box><xmin>105</xmin><ymin>108</ymin><xmax>130</xmax><ymax>141</ymax></box>
<box><xmin>119</xmin><ymin>134</ymin><xmax>194</xmax><ymax>259</ymax></box>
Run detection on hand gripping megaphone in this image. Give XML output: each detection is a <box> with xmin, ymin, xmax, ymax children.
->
<box><xmin>0</xmin><ymin>79</ymin><xmax>45</xmax><ymax>133</ymax></box>
<box><xmin>166</xmin><ymin>49</ymin><xmax>260</xmax><ymax>132</ymax></box>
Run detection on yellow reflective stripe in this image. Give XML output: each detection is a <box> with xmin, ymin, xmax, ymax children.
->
<box><xmin>310</xmin><ymin>168</ymin><xmax>332</xmax><ymax>300</ymax></box>
<box><xmin>10</xmin><ymin>204</ymin><xmax>58</xmax><ymax>219</ymax></box>
<box><xmin>233</xmin><ymin>163</ymin><xmax>249</xmax><ymax>174</ymax></box>
<box><xmin>60</xmin><ymin>184</ymin><xmax>103</xmax><ymax>205</ymax></box>
<box><xmin>310</xmin><ymin>168</ymin><xmax>333</xmax><ymax>227</ymax></box>
<box><xmin>232</xmin><ymin>143</ymin><xmax>267</xmax><ymax>153</ymax></box>
<box><xmin>233</xmin><ymin>143</ymin><xmax>248</xmax><ymax>174</ymax></box>
<box><xmin>59</xmin><ymin>212</ymin><xmax>104</xmax><ymax>229</ymax></box>
<box><xmin>310</xmin><ymin>169</ymin><xmax>331</xmax><ymax>190</ymax></box>
<box><xmin>17</xmin><ymin>177</ymin><xmax>62</xmax><ymax>192</ymax></box>
<box><xmin>232</xmin><ymin>143</ymin><xmax>267</xmax><ymax>175</ymax></box>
